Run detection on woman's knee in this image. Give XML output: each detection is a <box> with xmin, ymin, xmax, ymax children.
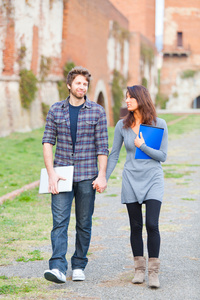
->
<box><xmin>146</xmin><ymin>220</ymin><xmax>159</xmax><ymax>234</ymax></box>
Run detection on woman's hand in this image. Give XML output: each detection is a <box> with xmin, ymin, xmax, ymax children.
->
<box><xmin>134</xmin><ymin>132</ymin><xmax>145</xmax><ymax>148</ymax></box>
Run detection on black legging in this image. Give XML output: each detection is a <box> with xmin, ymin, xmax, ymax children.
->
<box><xmin>126</xmin><ymin>200</ymin><xmax>161</xmax><ymax>258</ymax></box>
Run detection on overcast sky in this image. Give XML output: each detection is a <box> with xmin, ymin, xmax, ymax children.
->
<box><xmin>156</xmin><ymin>0</ymin><xmax>164</xmax><ymax>37</ymax></box>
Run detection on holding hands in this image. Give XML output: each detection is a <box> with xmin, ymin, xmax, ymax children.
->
<box><xmin>92</xmin><ymin>176</ymin><xmax>107</xmax><ymax>193</ymax></box>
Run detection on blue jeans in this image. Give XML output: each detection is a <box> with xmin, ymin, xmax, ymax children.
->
<box><xmin>49</xmin><ymin>177</ymin><xmax>96</xmax><ymax>275</ymax></box>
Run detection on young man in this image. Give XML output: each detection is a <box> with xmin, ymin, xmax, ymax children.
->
<box><xmin>42</xmin><ymin>66</ymin><xmax>108</xmax><ymax>284</ymax></box>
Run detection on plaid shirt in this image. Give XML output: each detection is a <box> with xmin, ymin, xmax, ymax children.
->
<box><xmin>42</xmin><ymin>96</ymin><xmax>109</xmax><ymax>182</ymax></box>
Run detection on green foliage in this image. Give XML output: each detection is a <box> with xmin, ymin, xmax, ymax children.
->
<box><xmin>112</xmin><ymin>69</ymin><xmax>126</xmax><ymax>125</ymax></box>
<box><xmin>63</xmin><ymin>61</ymin><xmax>76</xmax><ymax>80</ymax></box>
<box><xmin>142</xmin><ymin>77</ymin><xmax>148</xmax><ymax>88</ymax></box>
<box><xmin>41</xmin><ymin>102</ymin><xmax>50</xmax><ymax>121</ymax></box>
<box><xmin>112</xmin><ymin>21</ymin><xmax>130</xmax><ymax>43</ymax></box>
<box><xmin>172</xmin><ymin>92</ymin><xmax>178</xmax><ymax>98</ymax></box>
<box><xmin>57</xmin><ymin>61</ymin><xmax>75</xmax><ymax>101</ymax></box>
<box><xmin>181</xmin><ymin>69</ymin><xmax>197</xmax><ymax>79</ymax></box>
<box><xmin>141</xmin><ymin>43</ymin><xmax>154</xmax><ymax>66</ymax></box>
<box><xmin>155</xmin><ymin>92</ymin><xmax>168</xmax><ymax>109</ymax></box>
<box><xmin>57</xmin><ymin>80</ymin><xmax>69</xmax><ymax>100</ymax></box>
<box><xmin>40</xmin><ymin>55</ymin><xmax>52</xmax><ymax>82</ymax></box>
<box><xmin>17</xmin><ymin>45</ymin><xmax>26</xmax><ymax>68</ymax></box>
<box><xmin>19</xmin><ymin>69</ymin><xmax>38</xmax><ymax>109</ymax></box>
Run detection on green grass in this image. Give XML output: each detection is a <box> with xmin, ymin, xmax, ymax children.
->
<box><xmin>0</xmin><ymin>113</ymin><xmax>199</xmax><ymax>298</ymax></box>
<box><xmin>0</xmin><ymin>189</ymin><xmax>53</xmax><ymax>266</ymax></box>
<box><xmin>167</xmin><ymin>114</ymin><xmax>200</xmax><ymax>136</ymax></box>
<box><xmin>157</xmin><ymin>113</ymin><xmax>181</xmax><ymax>123</ymax></box>
<box><xmin>0</xmin><ymin>114</ymin><xmax>199</xmax><ymax>197</ymax></box>
<box><xmin>0</xmin><ymin>127</ymin><xmax>45</xmax><ymax>197</ymax></box>
<box><xmin>0</xmin><ymin>276</ymin><xmax>67</xmax><ymax>299</ymax></box>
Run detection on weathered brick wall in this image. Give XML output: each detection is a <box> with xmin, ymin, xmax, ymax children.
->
<box><xmin>108</xmin><ymin>0</ymin><xmax>157</xmax><ymax>98</ymax></box>
<box><xmin>0</xmin><ymin>0</ymin><xmax>157</xmax><ymax>136</ymax></box>
<box><xmin>109</xmin><ymin>0</ymin><xmax>155</xmax><ymax>44</ymax></box>
<box><xmin>0</xmin><ymin>0</ymin><xmax>132</xmax><ymax>136</ymax></box>
<box><xmin>160</xmin><ymin>0</ymin><xmax>200</xmax><ymax>109</ymax></box>
<box><xmin>61</xmin><ymin>0</ymin><xmax>130</xmax><ymax>125</ymax></box>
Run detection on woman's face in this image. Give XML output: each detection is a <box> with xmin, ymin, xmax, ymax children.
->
<box><xmin>125</xmin><ymin>92</ymin><xmax>139</xmax><ymax>112</ymax></box>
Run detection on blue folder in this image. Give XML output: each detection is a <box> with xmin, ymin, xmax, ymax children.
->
<box><xmin>135</xmin><ymin>124</ymin><xmax>164</xmax><ymax>159</ymax></box>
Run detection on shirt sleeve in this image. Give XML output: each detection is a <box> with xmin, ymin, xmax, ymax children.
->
<box><xmin>106</xmin><ymin>121</ymin><xmax>124</xmax><ymax>181</ymax></box>
<box><xmin>95</xmin><ymin>109</ymin><xmax>109</xmax><ymax>156</ymax></box>
<box><xmin>139</xmin><ymin>119</ymin><xmax>168</xmax><ymax>162</ymax></box>
<box><xmin>42</xmin><ymin>106</ymin><xmax>57</xmax><ymax>145</ymax></box>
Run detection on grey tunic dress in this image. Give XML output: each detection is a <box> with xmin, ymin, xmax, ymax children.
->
<box><xmin>106</xmin><ymin>117</ymin><xmax>168</xmax><ymax>204</ymax></box>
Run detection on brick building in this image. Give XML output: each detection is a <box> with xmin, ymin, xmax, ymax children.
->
<box><xmin>109</xmin><ymin>0</ymin><xmax>157</xmax><ymax>96</ymax></box>
<box><xmin>160</xmin><ymin>0</ymin><xmax>200</xmax><ymax>109</ymax></box>
<box><xmin>0</xmin><ymin>0</ymin><xmax>157</xmax><ymax>136</ymax></box>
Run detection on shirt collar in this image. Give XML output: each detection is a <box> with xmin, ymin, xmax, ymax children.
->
<box><xmin>62</xmin><ymin>96</ymin><xmax>91</xmax><ymax>109</ymax></box>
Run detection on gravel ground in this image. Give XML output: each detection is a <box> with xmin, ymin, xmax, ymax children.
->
<box><xmin>0</xmin><ymin>129</ymin><xmax>200</xmax><ymax>300</ymax></box>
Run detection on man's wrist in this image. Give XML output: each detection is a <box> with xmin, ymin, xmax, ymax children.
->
<box><xmin>98</xmin><ymin>172</ymin><xmax>106</xmax><ymax>178</ymax></box>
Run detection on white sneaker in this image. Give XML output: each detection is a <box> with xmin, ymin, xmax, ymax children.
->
<box><xmin>44</xmin><ymin>269</ymin><xmax>66</xmax><ymax>284</ymax></box>
<box><xmin>72</xmin><ymin>269</ymin><xmax>85</xmax><ymax>281</ymax></box>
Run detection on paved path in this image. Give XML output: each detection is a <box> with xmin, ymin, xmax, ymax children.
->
<box><xmin>0</xmin><ymin>129</ymin><xmax>200</xmax><ymax>299</ymax></box>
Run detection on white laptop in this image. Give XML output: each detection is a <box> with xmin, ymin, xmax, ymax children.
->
<box><xmin>39</xmin><ymin>166</ymin><xmax>74</xmax><ymax>194</ymax></box>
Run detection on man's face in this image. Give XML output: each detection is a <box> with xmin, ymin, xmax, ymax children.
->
<box><xmin>67</xmin><ymin>75</ymin><xmax>88</xmax><ymax>99</ymax></box>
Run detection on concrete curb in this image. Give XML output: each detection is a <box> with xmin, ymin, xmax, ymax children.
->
<box><xmin>0</xmin><ymin>180</ymin><xmax>40</xmax><ymax>205</ymax></box>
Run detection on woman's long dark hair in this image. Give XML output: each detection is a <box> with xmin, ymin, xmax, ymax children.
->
<box><xmin>123</xmin><ymin>85</ymin><xmax>157</xmax><ymax>129</ymax></box>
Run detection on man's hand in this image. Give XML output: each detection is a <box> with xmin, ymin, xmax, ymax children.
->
<box><xmin>134</xmin><ymin>132</ymin><xmax>145</xmax><ymax>148</ymax></box>
<box><xmin>48</xmin><ymin>171</ymin><xmax>66</xmax><ymax>194</ymax></box>
<box><xmin>92</xmin><ymin>176</ymin><xmax>107</xmax><ymax>193</ymax></box>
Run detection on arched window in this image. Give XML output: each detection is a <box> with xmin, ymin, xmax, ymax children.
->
<box><xmin>97</xmin><ymin>92</ymin><xmax>105</xmax><ymax>108</ymax></box>
<box><xmin>192</xmin><ymin>96</ymin><xmax>200</xmax><ymax>108</ymax></box>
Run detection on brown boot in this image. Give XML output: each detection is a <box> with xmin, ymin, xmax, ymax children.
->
<box><xmin>148</xmin><ymin>258</ymin><xmax>160</xmax><ymax>288</ymax></box>
<box><xmin>132</xmin><ymin>256</ymin><xmax>146</xmax><ymax>284</ymax></box>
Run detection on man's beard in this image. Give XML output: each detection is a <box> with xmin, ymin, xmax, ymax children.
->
<box><xmin>70</xmin><ymin>89</ymin><xmax>86</xmax><ymax>100</ymax></box>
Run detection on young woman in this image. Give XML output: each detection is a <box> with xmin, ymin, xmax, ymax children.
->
<box><xmin>106</xmin><ymin>85</ymin><xmax>168</xmax><ymax>288</ymax></box>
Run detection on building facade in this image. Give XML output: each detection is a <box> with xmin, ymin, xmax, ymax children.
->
<box><xmin>0</xmin><ymin>0</ymin><xmax>157</xmax><ymax>136</ymax></box>
<box><xmin>160</xmin><ymin>0</ymin><xmax>200</xmax><ymax>109</ymax></box>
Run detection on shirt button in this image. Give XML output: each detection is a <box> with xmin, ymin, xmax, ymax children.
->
<box><xmin>71</xmin><ymin>153</ymin><xmax>74</xmax><ymax>156</ymax></box>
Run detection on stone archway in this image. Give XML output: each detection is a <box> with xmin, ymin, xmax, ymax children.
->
<box><xmin>97</xmin><ymin>91</ymin><xmax>105</xmax><ymax>109</ymax></box>
<box><xmin>93</xmin><ymin>79</ymin><xmax>110</xmax><ymax>125</ymax></box>
<box><xmin>192</xmin><ymin>95</ymin><xmax>200</xmax><ymax>108</ymax></box>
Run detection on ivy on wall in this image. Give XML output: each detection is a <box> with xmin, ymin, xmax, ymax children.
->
<box><xmin>19</xmin><ymin>69</ymin><xmax>38</xmax><ymax>109</ymax></box>
<box><xmin>181</xmin><ymin>69</ymin><xmax>197</xmax><ymax>79</ymax></box>
<box><xmin>57</xmin><ymin>61</ymin><xmax>75</xmax><ymax>100</ymax></box>
<box><xmin>141</xmin><ymin>77</ymin><xmax>148</xmax><ymax>88</ymax></box>
<box><xmin>17</xmin><ymin>45</ymin><xmax>27</xmax><ymax>69</ymax></box>
<box><xmin>41</xmin><ymin>102</ymin><xmax>50</xmax><ymax>121</ymax></box>
<box><xmin>155</xmin><ymin>93</ymin><xmax>168</xmax><ymax>109</ymax></box>
<box><xmin>140</xmin><ymin>43</ymin><xmax>154</xmax><ymax>67</ymax></box>
<box><xmin>112</xmin><ymin>21</ymin><xmax>130</xmax><ymax>43</ymax></box>
<box><xmin>112</xmin><ymin>69</ymin><xmax>126</xmax><ymax>125</ymax></box>
<box><xmin>40</xmin><ymin>56</ymin><xmax>52</xmax><ymax>82</ymax></box>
